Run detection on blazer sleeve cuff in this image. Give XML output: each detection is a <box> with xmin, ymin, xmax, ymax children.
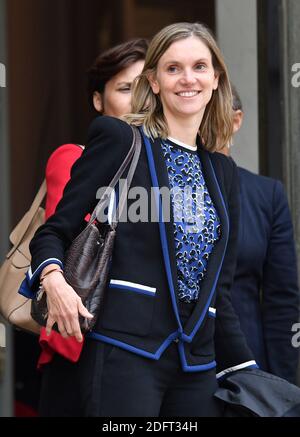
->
<box><xmin>18</xmin><ymin>258</ymin><xmax>64</xmax><ymax>298</ymax></box>
<box><xmin>216</xmin><ymin>360</ymin><xmax>259</xmax><ymax>380</ymax></box>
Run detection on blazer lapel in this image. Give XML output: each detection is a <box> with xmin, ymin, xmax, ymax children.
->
<box><xmin>141</xmin><ymin>130</ymin><xmax>182</xmax><ymax>328</ymax></box>
<box><xmin>141</xmin><ymin>130</ymin><xmax>231</xmax><ymax>339</ymax></box>
<box><xmin>182</xmin><ymin>148</ymin><xmax>230</xmax><ymax>340</ymax></box>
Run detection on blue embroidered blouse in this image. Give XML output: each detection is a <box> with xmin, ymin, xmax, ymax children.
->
<box><xmin>161</xmin><ymin>138</ymin><xmax>221</xmax><ymax>303</ymax></box>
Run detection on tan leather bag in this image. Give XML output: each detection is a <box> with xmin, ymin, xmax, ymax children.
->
<box><xmin>0</xmin><ymin>181</ymin><xmax>46</xmax><ymax>335</ymax></box>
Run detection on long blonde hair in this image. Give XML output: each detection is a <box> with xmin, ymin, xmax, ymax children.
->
<box><xmin>125</xmin><ymin>22</ymin><xmax>233</xmax><ymax>152</ymax></box>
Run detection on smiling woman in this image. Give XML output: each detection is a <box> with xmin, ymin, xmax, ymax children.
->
<box><xmin>127</xmin><ymin>22</ymin><xmax>233</xmax><ymax>151</ymax></box>
<box><xmin>147</xmin><ymin>37</ymin><xmax>219</xmax><ymax>146</ymax></box>
<box><xmin>24</xmin><ymin>22</ymin><xmax>258</xmax><ymax>417</ymax></box>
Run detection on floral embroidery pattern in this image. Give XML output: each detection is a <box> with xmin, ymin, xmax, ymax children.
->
<box><xmin>161</xmin><ymin>140</ymin><xmax>221</xmax><ymax>302</ymax></box>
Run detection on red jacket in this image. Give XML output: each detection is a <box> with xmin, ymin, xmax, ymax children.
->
<box><xmin>39</xmin><ymin>144</ymin><xmax>84</xmax><ymax>369</ymax></box>
<box><xmin>45</xmin><ymin>144</ymin><xmax>83</xmax><ymax>219</ymax></box>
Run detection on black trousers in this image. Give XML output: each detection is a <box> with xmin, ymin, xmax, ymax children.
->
<box><xmin>39</xmin><ymin>339</ymin><xmax>223</xmax><ymax>417</ymax></box>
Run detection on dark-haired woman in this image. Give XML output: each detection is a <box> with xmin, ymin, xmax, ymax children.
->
<box><xmin>45</xmin><ymin>38</ymin><xmax>148</xmax><ymax>218</ymax></box>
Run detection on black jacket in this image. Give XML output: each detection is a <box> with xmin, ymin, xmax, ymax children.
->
<box><xmin>26</xmin><ymin>115</ymin><xmax>255</xmax><ymax>376</ymax></box>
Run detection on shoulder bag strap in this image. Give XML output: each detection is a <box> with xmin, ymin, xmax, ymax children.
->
<box><xmin>8</xmin><ymin>179</ymin><xmax>46</xmax><ymax>254</ymax></box>
<box><xmin>89</xmin><ymin>126</ymin><xmax>142</xmax><ymax>226</ymax></box>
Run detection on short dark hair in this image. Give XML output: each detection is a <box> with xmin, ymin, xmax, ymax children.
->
<box><xmin>86</xmin><ymin>38</ymin><xmax>149</xmax><ymax>109</ymax></box>
<box><xmin>231</xmin><ymin>83</ymin><xmax>243</xmax><ymax>111</ymax></box>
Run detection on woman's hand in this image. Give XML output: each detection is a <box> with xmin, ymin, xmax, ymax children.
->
<box><xmin>41</xmin><ymin>269</ymin><xmax>93</xmax><ymax>342</ymax></box>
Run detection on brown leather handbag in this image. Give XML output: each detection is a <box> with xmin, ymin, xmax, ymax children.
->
<box><xmin>31</xmin><ymin>126</ymin><xmax>142</xmax><ymax>333</ymax></box>
<box><xmin>0</xmin><ymin>181</ymin><xmax>46</xmax><ymax>335</ymax></box>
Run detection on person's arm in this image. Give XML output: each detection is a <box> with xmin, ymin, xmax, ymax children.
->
<box><xmin>262</xmin><ymin>180</ymin><xmax>299</xmax><ymax>384</ymax></box>
<box><xmin>26</xmin><ymin>116</ymin><xmax>133</xmax><ymax>339</ymax></box>
<box><xmin>45</xmin><ymin>144</ymin><xmax>83</xmax><ymax>219</ymax></box>
<box><xmin>29</xmin><ymin>116</ymin><xmax>133</xmax><ymax>277</ymax></box>
<box><xmin>214</xmin><ymin>155</ymin><xmax>257</xmax><ymax>379</ymax></box>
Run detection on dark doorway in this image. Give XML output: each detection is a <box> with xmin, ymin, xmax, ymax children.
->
<box><xmin>257</xmin><ymin>0</ymin><xmax>283</xmax><ymax>180</ymax></box>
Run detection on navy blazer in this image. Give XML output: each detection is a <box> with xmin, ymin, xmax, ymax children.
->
<box><xmin>231</xmin><ymin>167</ymin><xmax>299</xmax><ymax>384</ymax></box>
<box><xmin>23</xmin><ymin>116</ymin><xmax>256</xmax><ymax>377</ymax></box>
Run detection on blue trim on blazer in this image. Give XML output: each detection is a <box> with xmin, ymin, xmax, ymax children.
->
<box><xmin>109</xmin><ymin>283</ymin><xmax>156</xmax><ymax>297</ymax></box>
<box><xmin>140</xmin><ymin>132</ymin><xmax>231</xmax><ymax>346</ymax></box>
<box><xmin>141</xmin><ymin>129</ymin><xmax>183</xmax><ymax>332</ymax></box>
<box><xmin>86</xmin><ymin>331</ymin><xmax>178</xmax><ymax>360</ymax></box>
<box><xmin>178</xmin><ymin>342</ymin><xmax>217</xmax><ymax>372</ymax></box>
<box><xmin>18</xmin><ymin>259</ymin><xmax>64</xmax><ymax>298</ymax></box>
<box><xmin>88</xmin><ymin>329</ymin><xmax>217</xmax><ymax>372</ymax></box>
<box><xmin>183</xmin><ymin>156</ymin><xmax>230</xmax><ymax>341</ymax></box>
<box><xmin>89</xmin><ymin>134</ymin><xmax>233</xmax><ymax>371</ymax></box>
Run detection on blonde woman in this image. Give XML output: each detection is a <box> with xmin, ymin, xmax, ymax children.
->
<box><xmin>23</xmin><ymin>22</ymin><xmax>257</xmax><ymax>416</ymax></box>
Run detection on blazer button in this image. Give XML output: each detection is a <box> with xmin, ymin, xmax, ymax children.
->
<box><xmin>174</xmin><ymin>338</ymin><xmax>179</xmax><ymax>343</ymax></box>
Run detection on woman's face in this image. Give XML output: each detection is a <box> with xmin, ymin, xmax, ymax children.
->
<box><xmin>149</xmin><ymin>36</ymin><xmax>219</xmax><ymax>125</ymax></box>
<box><xmin>93</xmin><ymin>60</ymin><xmax>145</xmax><ymax>117</ymax></box>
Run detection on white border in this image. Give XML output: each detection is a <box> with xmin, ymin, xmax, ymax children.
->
<box><xmin>110</xmin><ymin>279</ymin><xmax>156</xmax><ymax>294</ymax></box>
<box><xmin>216</xmin><ymin>360</ymin><xmax>257</xmax><ymax>379</ymax></box>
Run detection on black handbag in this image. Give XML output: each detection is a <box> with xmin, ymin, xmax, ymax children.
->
<box><xmin>31</xmin><ymin>126</ymin><xmax>142</xmax><ymax>333</ymax></box>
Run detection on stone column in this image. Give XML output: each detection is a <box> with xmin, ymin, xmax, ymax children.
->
<box><xmin>279</xmin><ymin>0</ymin><xmax>300</xmax><ymax>384</ymax></box>
<box><xmin>215</xmin><ymin>0</ymin><xmax>259</xmax><ymax>173</ymax></box>
<box><xmin>0</xmin><ymin>0</ymin><xmax>13</xmax><ymax>417</ymax></box>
